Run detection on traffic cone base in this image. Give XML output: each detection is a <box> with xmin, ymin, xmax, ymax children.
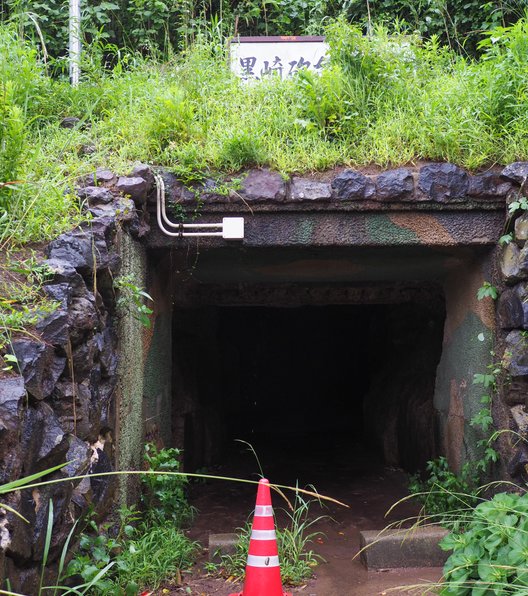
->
<box><xmin>228</xmin><ymin>479</ymin><xmax>292</xmax><ymax>596</ymax></box>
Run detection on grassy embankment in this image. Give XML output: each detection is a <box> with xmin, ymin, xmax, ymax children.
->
<box><xmin>2</xmin><ymin>18</ymin><xmax>528</xmax><ymax>246</ymax></box>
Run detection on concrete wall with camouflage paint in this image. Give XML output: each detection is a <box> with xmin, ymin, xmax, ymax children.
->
<box><xmin>144</xmin><ymin>161</ymin><xmax>516</xmax><ymax>474</ymax></box>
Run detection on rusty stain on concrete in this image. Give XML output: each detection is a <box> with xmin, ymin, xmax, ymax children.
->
<box><xmin>445</xmin><ymin>379</ymin><xmax>466</xmax><ymax>473</ymax></box>
<box><xmin>443</xmin><ymin>262</ymin><xmax>494</xmax><ymax>344</ymax></box>
<box><xmin>388</xmin><ymin>213</ymin><xmax>455</xmax><ymax>245</ymax></box>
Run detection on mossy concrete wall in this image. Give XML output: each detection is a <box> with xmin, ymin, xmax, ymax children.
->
<box><xmin>143</xmin><ymin>251</ymin><xmax>173</xmax><ymax>447</ymax></box>
<box><xmin>434</xmin><ymin>253</ymin><xmax>496</xmax><ymax>471</ymax></box>
<box><xmin>115</xmin><ymin>241</ymin><xmax>173</xmax><ymax>504</ymax></box>
<box><xmin>115</xmin><ymin>230</ymin><xmax>147</xmax><ymax>503</ymax></box>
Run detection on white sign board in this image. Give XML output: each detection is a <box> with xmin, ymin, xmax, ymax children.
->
<box><xmin>230</xmin><ymin>36</ymin><xmax>328</xmax><ymax>81</ymax></box>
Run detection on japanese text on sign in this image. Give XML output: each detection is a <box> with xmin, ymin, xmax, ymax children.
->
<box><xmin>230</xmin><ymin>36</ymin><xmax>328</xmax><ymax>81</ymax></box>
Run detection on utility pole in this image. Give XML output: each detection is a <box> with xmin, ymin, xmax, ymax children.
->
<box><xmin>69</xmin><ymin>0</ymin><xmax>81</xmax><ymax>86</ymax></box>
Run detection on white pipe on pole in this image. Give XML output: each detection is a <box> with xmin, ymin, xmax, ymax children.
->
<box><xmin>69</xmin><ymin>0</ymin><xmax>81</xmax><ymax>86</ymax></box>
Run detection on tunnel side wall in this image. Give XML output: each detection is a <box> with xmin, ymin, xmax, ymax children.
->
<box><xmin>434</xmin><ymin>254</ymin><xmax>496</xmax><ymax>472</ymax></box>
<box><xmin>115</xmin><ymin>230</ymin><xmax>148</xmax><ymax>503</ymax></box>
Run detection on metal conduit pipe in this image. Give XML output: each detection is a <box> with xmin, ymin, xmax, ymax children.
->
<box><xmin>154</xmin><ymin>172</ymin><xmax>244</xmax><ymax>239</ymax></box>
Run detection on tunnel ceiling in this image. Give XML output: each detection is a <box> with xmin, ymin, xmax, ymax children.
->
<box><xmin>163</xmin><ymin>245</ymin><xmax>489</xmax><ymax>285</ymax></box>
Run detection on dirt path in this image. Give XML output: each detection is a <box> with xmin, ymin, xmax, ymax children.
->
<box><xmin>165</xmin><ymin>443</ymin><xmax>444</xmax><ymax>595</ymax></box>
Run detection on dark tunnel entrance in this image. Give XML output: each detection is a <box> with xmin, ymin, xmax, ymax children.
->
<box><xmin>172</xmin><ymin>292</ymin><xmax>446</xmax><ymax>483</ymax></box>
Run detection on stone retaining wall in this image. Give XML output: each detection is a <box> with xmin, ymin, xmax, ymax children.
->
<box><xmin>162</xmin><ymin>162</ymin><xmax>512</xmax><ymax>206</ymax></box>
<box><xmin>497</xmin><ymin>163</ymin><xmax>528</xmax><ymax>484</ymax></box>
<box><xmin>0</xmin><ymin>165</ymin><xmax>153</xmax><ymax>592</ymax></box>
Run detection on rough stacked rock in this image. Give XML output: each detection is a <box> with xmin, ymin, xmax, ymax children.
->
<box><xmin>496</xmin><ymin>163</ymin><xmax>528</xmax><ymax>483</ymax></box>
<box><xmin>0</xmin><ymin>165</ymin><xmax>152</xmax><ymax>592</ymax></box>
<box><xmin>158</xmin><ymin>163</ymin><xmax>513</xmax><ymax>206</ymax></box>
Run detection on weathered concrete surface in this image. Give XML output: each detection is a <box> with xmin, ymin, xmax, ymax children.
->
<box><xmin>142</xmin><ymin>252</ymin><xmax>173</xmax><ymax>447</ymax></box>
<box><xmin>208</xmin><ymin>533</ymin><xmax>237</xmax><ymax>562</ymax></box>
<box><xmin>359</xmin><ymin>527</ymin><xmax>449</xmax><ymax>570</ymax></box>
<box><xmin>434</xmin><ymin>255</ymin><xmax>496</xmax><ymax>471</ymax></box>
<box><xmin>115</xmin><ymin>230</ymin><xmax>147</xmax><ymax>505</ymax></box>
<box><xmin>147</xmin><ymin>211</ymin><xmax>504</xmax><ymax>249</ymax></box>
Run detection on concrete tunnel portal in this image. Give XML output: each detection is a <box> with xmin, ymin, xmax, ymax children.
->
<box><xmin>138</xmin><ymin>170</ymin><xmax>503</xmax><ymax>493</ymax></box>
<box><xmin>142</xmin><ymin>243</ymin><xmax>496</xmax><ymax>491</ymax></box>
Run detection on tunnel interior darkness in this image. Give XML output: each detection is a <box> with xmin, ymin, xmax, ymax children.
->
<box><xmin>172</xmin><ymin>286</ymin><xmax>445</xmax><ymax>478</ymax></box>
<box><xmin>171</xmin><ymin>289</ymin><xmax>446</xmax><ymax>478</ymax></box>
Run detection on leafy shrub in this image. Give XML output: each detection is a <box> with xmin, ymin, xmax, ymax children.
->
<box><xmin>65</xmin><ymin>512</ymin><xmax>136</xmax><ymax>595</ymax></box>
<box><xmin>216</xmin><ymin>129</ymin><xmax>267</xmax><ymax>171</ymax></box>
<box><xmin>114</xmin><ymin>275</ymin><xmax>154</xmax><ymax>329</ymax></box>
<box><xmin>141</xmin><ymin>443</ymin><xmax>195</xmax><ymax>527</ymax></box>
<box><xmin>4</xmin><ymin>0</ymin><xmax>525</xmax><ymax>57</ymax></box>
<box><xmin>0</xmin><ymin>92</ymin><xmax>26</xmax><ymax>211</ymax></box>
<box><xmin>144</xmin><ymin>85</ymin><xmax>197</xmax><ymax>152</ymax></box>
<box><xmin>440</xmin><ymin>491</ymin><xmax>528</xmax><ymax>595</ymax></box>
<box><xmin>66</xmin><ymin>504</ymin><xmax>198</xmax><ymax>594</ymax></box>
<box><xmin>409</xmin><ymin>457</ymin><xmax>481</xmax><ymax>529</ymax></box>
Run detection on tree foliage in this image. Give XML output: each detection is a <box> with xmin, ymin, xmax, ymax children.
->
<box><xmin>1</xmin><ymin>0</ymin><xmax>526</xmax><ymax>60</ymax></box>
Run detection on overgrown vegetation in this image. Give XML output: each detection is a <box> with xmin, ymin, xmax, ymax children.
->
<box><xmin>113</xmin><ymin>275</ymin><xmax>154</xmax><ymax>329</ymax></box>
<box><xmin>0</xmin><ymin>250</ymin><xmax>57</xmax><ymax>365</ymax></box>
<box><xmin>63</xmin><ymin>444</ymin><xmax>198</xmax><ymax>594</ymax></box>
<box><xmin>3</xmin><ymin>16</ymin><xmax>528</xmax><ymax>245</ymax></box>
<box><xmin>140</xmin><ymin>443</ymin><xmax>195</xmax><ymax>526</ymax></box>
<box><xmin>440</xmin><ymin>491</ymin><xmax>528</xmax><ymax>595</ymax></box>
<box><xmin>2</xmin><ymin>0</ymin><xmax>525</xmax><ymax>59</ymax></box>
<box><xmin>211</xmin><ymin>490</ymin><xmax>326</xmax><ymax>585</ymax></box>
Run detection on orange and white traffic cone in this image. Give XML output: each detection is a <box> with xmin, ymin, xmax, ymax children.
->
<box><xmin>229</xmin><ymin>478</ymin><xmax>291</xmax><ymax>596</ymax></box>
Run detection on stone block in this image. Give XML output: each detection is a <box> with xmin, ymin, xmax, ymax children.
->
<box><xmin>43</xmin><ymin>283</ymin><xmax>73</xmax><ymax>307</ymax></box>
<box><xmin>240</xmin><ymin>169</ymin><xmax>286</xmax><ymax>202</ymax></box>
<box><xmin>503</xmin><ymin>377</ymin><xmax>528</xmax><ymax>406</ymax></box>
<box><xmin>331</xmin><ymin>170</ymin><xmax>375</xmax><ymax>200</ymax></box>
<box><xmin>516</xmin><ymin>283</ymin><xmax>528</xmax><ymax>329</ymax></box>
<box><xmin>11</xmin><ymin>340</ymin><xmax>66</xmax><ymax>400</ymax></box>
<box><xmin>468</xmin><ymin>171</ymin><xmax>512</xmax><ymax>199</ymax></box>
<box><xmin>503</xmin><ymin>330</ymin><xmax>528</xmax><ymax>377</ymax></box>
<box><xmin>67</xmin><ymin>296</ymin><xmax>99</xmax><ymax>344</ymax></box>
<box><xmin>359</xmin><ymin>527</ymin><xmax>449</xmax><ymax>570</ymax></box>
<box><xmin>209</xmin><ymin>533</ymin><xmax>238</xmax><ymax>563</ymax></box>
<box><xmin>36</xmin><ymin>308</ymin><xmax>69</xmax><ymax>347</ymax></box>
<box><xmin>130</xmin><ymin>163</ymin><xmax>154</xmax><ymax>192</ymax></box>
<box><xmin>77</xmin><ymin>186</ymin><xmax>114</xmax><ymax>205</ymax></box>
<box><xmin>290</xmin><ymin>178</ymin><xmax>332</xmax><ymax>201</ymax></box>
<box><xmin>116</xmin><ymin>176</ymin><xmax>148</xmax><ymax>205</ymax></box>
<box><xmin>52</xmin><ymin>381</ymin><xmax>92</xmax><ymax>438</ymax></box>
<box><xmin>0</xmin><ymin>377</ymin><xmax>26</xmax><ymax>433</ymax></box>
<box><xmin>60</xmin><ymin>117</ymin><xmax>80</xmax><ymax>129</ymax></box>
<box><xmin>502</xmin><ymin>162</ymin><xmax>528</xmax><ymax>185</ymax></box>
<box><xmin>508</xmin><ymin>439</ymin><xmax>528</xmax><ymax>483</ymax></box>
<box><xmin>418</xmin><ymin>163</ymin><xmax>469</xmax><ymax>202</ymax></box>
<box><xmin>519</xmin><ymin>245</ymin><xmax>528</xmax><ymax>277</ymax></box>
<box><xmin>515</xmin><ymin>212</ymin><xmax>528</xmax><ymax>244</ymax></box>
<box><xmin>375</xmin><ymin>168</ymin><xmax>414</xmax><ymax>200</ymax></box>
<box><xmin>511</xmin><ymin>404</ymin><xmax>528</xmax><ymax>435</ymax></box>
<box><xmin>501</xmin><ymin>243</ymin><xmax>523</xmax><ymax>284</ymax></box>
<box><xmin>94</xmin><ymin>168</ymin><xmax>117</xmax><ymax>186</ymax></box>
<box><xmin>47</xmin><ymin>229</ymin><xmax>111</xmax><ymax>273</ymax></box>
<box><xmin>497</xmin><ymin>287</ymin><xmax>524</xmax><ymax>330</ymax></box>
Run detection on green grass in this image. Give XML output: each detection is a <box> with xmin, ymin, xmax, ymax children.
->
<box><xmin>217</xmin><ymin>491</ymin><xmax>326</xmax><ymax>586</ymax></box>
<box><xmin>115</xmin><ymin>524</ymin><xmax>198</xmax><ymax>590</ymax></box>
<box><xmin>3</xmin><ymin>18</ymin><xmax>528</xmax><ymax>244</ymax></box>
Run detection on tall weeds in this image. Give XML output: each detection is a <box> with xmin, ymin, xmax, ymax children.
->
<box><xmin>2</xmin><ymin>18</ymin><xmax>528</xmax><ymax>244</ymax></box>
